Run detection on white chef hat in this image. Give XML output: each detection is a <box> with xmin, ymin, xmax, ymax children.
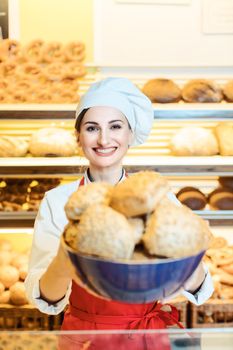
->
<box><xmin>75</xmin><ymin>77</ymin><xmax>154</xmax><ymax>146</ymax></box>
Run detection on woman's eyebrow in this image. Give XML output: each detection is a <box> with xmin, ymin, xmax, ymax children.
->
<box><xmin>109</xmin><ymin>120</ymin><xmax>124</xmax><ymax>123</ymax></box>
<box><xmin>83</xmin><ymin>121</ymin><xmax>99</xmax><ymax>125</ymax></box>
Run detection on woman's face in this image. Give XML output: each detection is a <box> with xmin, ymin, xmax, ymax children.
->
<box><xmin>78</xmin><ymin>106</ymin><xmax>133</xmax><ymax>169</ymax></box>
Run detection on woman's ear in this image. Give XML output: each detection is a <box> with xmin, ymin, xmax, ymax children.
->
<box><xmin>75</xmin><ymin>130</ymin><xmax>80</xmax><ymax>146</ymax></box>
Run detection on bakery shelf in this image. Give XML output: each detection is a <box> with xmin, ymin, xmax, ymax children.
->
<box><xmin>0</xmin><ymin>155</ymin><xmax>233</xmax><ymax>176</ymax></box>
<box><xmin>1</xmin><ymin>102</ymin><xmax>233</xmax><ymax>120</ymax></box>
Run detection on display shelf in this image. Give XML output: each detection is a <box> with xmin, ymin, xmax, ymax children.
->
<box><xmin>1</xmin><ymin>102</ymin><xmax>233</xmax><ymax>119</ymax></box>
<box><xmin>0</xmin><ymin>155</ymin><xmax>233</xmax><ymax>176</ymax></box>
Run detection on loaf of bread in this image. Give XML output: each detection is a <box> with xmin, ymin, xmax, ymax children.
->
<box><xmin>215</xmin><ymin>122</ymin><xmax>233</xmax><ymax>156</ymax></box>
<box><xmin>176</xmin><ymin>186</ymin><xmax>207</xmax><ymax>210</ymax></box>
<box><xmin>0</xmin><ymin>136</ymin><xmax>28</xmax><ymax>157</ymax></box>
<box><xmin>29</xmin><ymin>127</ymin><xmax>77</xmax><ymax>156</ymax></box>
<box><xmin>208</xmin><ymin>187</ymin><xmax>233</xmax><ymax>210</ymax></box>
<box><xmin>170</xmin><ymin>127</ymin><xmax>219</xmax><ymax>156</ymax></box>
<box><xmin>182</xmin><ymin>79</ymin><xmax>223</xmax><ymax>103</ymax></box>
<box><xmin>142</xmin><ymin>78</ymin><xmax>181</xmax><ymax>103</ymax></box>
<box><xmin>223</xmin><ymin>80</ymin><xmax>233</xmax><ymax>102</ymax></box>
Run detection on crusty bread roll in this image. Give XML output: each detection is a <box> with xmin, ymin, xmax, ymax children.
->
<box><xmin>182</xmin><ymin>79</ymin><xmax>223</xmax><ymax>103</ymax></box>
<box><xmin>176</xmin><ymin>186</ymin><xmax>207</xmax><ymax>210</ymax></box>
<box><xmin>170</xmin><ymin>127</ymin><xmax>219</xmax><ymax>156</ymax></box>
<box><xmin>0</xmin><ymin>136</ymin><xmax>28</xmax><ymax>157</ymax></box>
<box><xmin>215</xmin><ymin>122</ymin><xmax>233</xmax><ymax>156</ymax></box>
<box><xmin>29</xmin><ymin>127</ymin><xmax>77</xmax><ymax>156</ymax></box>
<box><xmin>143</xmin><ymin>198</ymin><xmax>212</xmax><ymax>258</ymax></box>
<box><xmin>110</xmin><ymin>171</ymin><xmax>170</xmax><ymax>217</ymax></box>
<box><xmin>65</xmin><ymin>182</ymin><xmax>113</xmax><ymax>220</ymax></box>
<box><xmin>65</xmin><ymin>204</ymin><xmax>135</xmax><ymax>259</ymax></box>
<box><xmin>128</xmin><ymin>217</ymin><xmax>145</xmax><ymax>244</ymax></box>
<box><xmin>142</xmin><ymin>78</ymin><xmax>181</xmax><ymax>103</ymax></box>
<box><xmin>0</xmin><ymin>265</ymin><xmax>19</xmax><ymax>288</ymax></box>
<box><xmin>223</xmin><ymin>80</ymin><xmax>233</xmax><ymax>102</ymax></box>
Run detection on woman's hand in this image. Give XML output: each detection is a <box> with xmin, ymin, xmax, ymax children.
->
<box><xmin>183</xmin><ymin>262</ymin><xmax>206</xmax><ymax>294</ymax></box>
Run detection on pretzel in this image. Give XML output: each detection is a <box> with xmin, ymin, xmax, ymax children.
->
<box><xmin>41</xmin><ymin>42</ymin><xmax>64</xmax><ymax>63</ymax></box>
<box><xmin>43</xmin><ymin>62</ymin><xmax>67</xmax><ymax>81</ymax></box>
<box><xmin>64</xmin><ymin>62</ymin><xmax>86</xmax><ymax>79</ymax></box>
<box><xmin>24</xmin><ymin>39</ymin><xmax>44</xmax><ymax>62</ymax></box>
<box><xmin>64</xmin><ymin>41</ymin><xmax>85</xmax><ymax>62</ymax></box>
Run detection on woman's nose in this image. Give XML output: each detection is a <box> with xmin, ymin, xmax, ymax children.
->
<box><xmin>97</xmin><ymin>130</ymin><xmax>110</xmax><ymax>145</ymax></box>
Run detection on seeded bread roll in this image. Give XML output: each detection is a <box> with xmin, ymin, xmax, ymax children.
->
<box><xmin>182</xmin><ymin>79</ymin><xmax>223</xmax><ymax>103</ymax></box>
<box><xmin>110</xmin><ymin>171</ymin><xmax>170</xmax><ymax>217</ymax></box>
<box><xmin>65</xmin><ymin>182</ymin><xmax>113</xmax><ymax>220</ymax></box>
<box><xmin>176</xmin><ymin>186</ymin><xmax>207</xmax><ymax>210</ymax></box>
<box><xmin>142</xmin><ymin>78</ymin><xmax>181</xmax><ymax>103</ymax></box>
<box><xmin>215</xmin><ymin>122</ymin><xmax>233</xmax><ymax>156</ymax></box>
<box><xmin>143</xmin><ymin>198</ymin><xmax>212</xmax><ymax>258</ymax></box>
<box><xmin>208</xmin><ymin>187</ymin><xmax>233</xmax><ymax>210</ymax></box>
<box><xmin>223</xmin><ymin>80</ymin><xmax>233</xmax><ymax>102</ymax></box>
<box><xmin>29</xmin><ymin>127</ymin><xmax>77</xmax><ymax>157</ymax></box>
<box><xmin>170</xmin><ymin>127</ymin><xmax>219</xmax><ymax>156</ymax></box>
<box><xmin>0</xmin><ymin>136</ymin><xmax>28</xmax><ymax>157</ymax></box>
<box><xmin>65</xmin><ymin>204</ymin><xmax>135</xmax><ymax>259</ymax></box>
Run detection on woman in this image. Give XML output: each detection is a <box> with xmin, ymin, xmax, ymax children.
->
<box><xmin>25</xmin><ymin>77</ymin><xmax>213</xmax><ymax>349</ymax></box>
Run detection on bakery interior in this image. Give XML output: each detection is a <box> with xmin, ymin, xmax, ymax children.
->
<box><xmin>0</xmin><ymin>0</ymin><xmax>233</xmax><ymax>348</ymax></box>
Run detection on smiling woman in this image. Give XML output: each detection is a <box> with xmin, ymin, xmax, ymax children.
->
<box><xmin>25</xmin><ymin>77</ymin><xmax>214</xmax><ymax>350</ymax></box>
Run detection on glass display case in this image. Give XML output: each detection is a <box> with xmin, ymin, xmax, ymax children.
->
<box><xmin>0</xmin><ymin>328</ymin><xmax>232</xmax><ymax>349</ymax></box>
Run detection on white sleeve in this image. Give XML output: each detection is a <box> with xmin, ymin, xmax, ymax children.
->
<box><xmin>24</xmin><ymin>195</ymin><xmax>72</xmax><ymax>315</ymax></box>
<box><xmin>181</xmin><ymin>263</ymin><xmax>214</xmax><ymax>305</ymax></box>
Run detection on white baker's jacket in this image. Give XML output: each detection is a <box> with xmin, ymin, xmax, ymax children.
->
<box><xmin>25</xmin><ymin>171</ymin><xmax>214</xmax><ymax>315</ymax></box>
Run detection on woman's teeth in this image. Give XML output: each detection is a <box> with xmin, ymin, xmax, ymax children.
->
<box><xmin>95</xmin><ymin>148</ymin><xmax>116</xmax><ymax>154</ymax></box>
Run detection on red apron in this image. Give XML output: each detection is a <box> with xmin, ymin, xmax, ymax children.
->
<box><xmin>60</xmin><ymin>176</ymin><xmax>183</xmax><ymax>349</ymax></box>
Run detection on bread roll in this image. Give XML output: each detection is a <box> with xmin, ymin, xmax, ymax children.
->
<box><xmin>215</xmin><ymin>122</ymin><xmax>233</xmax><ymax>156</ymax></box>
<box><xmin>29</xmin><ymin>127</ymin><xmax>77</xmax><ymax>156</ymax></box>
<box><xmin>9</xmin><ymin>281</ymin><xmax>28</xmax><ymax>306</ymax></box>
<box><xmin>176</xmin><ymin>187</ymin><xmax>207</xmax><ymax>210</ymax></box>
<box><xmin>110</xmin><ymin>171</ymin><xmax>170</xmax><ymax>217</ymax></box>
<box><xmin>170</xmin><ymin>127</ymin><xmax>219</xmax><ymax>156</ymax></box>
<box><xmin>65</xmin><ymin>182</ymin><xmax>113</xmax><ymax>220</ymax></box>
<box><xmin>0</xmin><ymin>136</ymin><xmax>28</xmax><ymax>157</ymax></box>
<box><xmin>66</xmin><ymin>204</ymin><xmax>135</xmax><ymax>259</ymax></box>
<box><xmin>223</xmin><ymin>80</ymin><xmax>233</xmax><ymax>102</ymax></box>
<box><xmin>0</xmin><ymin>265</ymin><xmax>19</xmax><ymax>288</ymax></box>
<box><xmin>208</xmin><ymin>188</ymin><xmax>233</xmax><ymax>210</ymax></box>
<box><xmin>142</xmin><ymin>78</ymin><xmax>181</xmax><ymax>103</ymax></box>
<box><xmin>143</xmin><ymin>198</ymin><xmax>212</xmax><ymax>258</ymax></box>
<box><xmin>182</xmin><ymin>79</ymin><xmax>223</xmax><ymax>103</ymax></box>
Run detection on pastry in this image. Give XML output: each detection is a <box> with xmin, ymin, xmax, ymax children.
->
<box><xmin>65</xmin><ymin>204</ymin><xmax>135</xmax><ymax>259</ymax></box>
<box><xmin>208</xmin><ymin>187</ymin><xmax>233</xmax><ymax>210</ymax></box>
<box><xmin>182</xmin><ymin>79</ymin><xmax>223</xmax><ymax>102</ymax></box>
<box><xmin>0</xmin><ymin>136</ymin><xmax>28</xmax><ymax>157</ymax></box>
<box><xmin>110</xmin><ymin>171</ymin><xmax>170</xmax><ymax>217</ymax></box>
<box><xmin>142</xmin><ymin>198</ymin><xmax>212</xmax><ymax>258</ymax></box>
<box><xmin>215</xmin><ymin>122</ymin><xmax>233</xmax><ymax>156</ymax></box>
<box><xmin>170</xmin><ymin>127</ymin><xmax>219</xmax><ymax>156</ymax></box>
<box><xmin>176</xmin><ymin>186</ymin><xmax>207</xmax><ymax>210</ymax></box>
<box><xmin>65</xmin><ymin>182</ymin><xmax>113</xmax><ymax>220</ymax></box>
<box><xmin>218</xmin><ymin>177</ymin><xmax>233</xmax><ymax>190</ymax></box>
<box><xmin>29</xmin><ymin>127</ymin><xmax>77</xmax><ymax>157</ymax></box>
<box><xmin>222</xmin><ymin>80</ymin><xmax>233</xmax><ymax>102</ymax></box>
<box><xmin>142</xmin><ymin>78</ymin><xmax>181</xmax><ymax>103</ymax></box>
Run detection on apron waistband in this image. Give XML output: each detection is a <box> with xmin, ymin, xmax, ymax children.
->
<box><xmin>69</xmin><ymin>302</ymin><xmax>184</xmax><ymax>329</ymax></box>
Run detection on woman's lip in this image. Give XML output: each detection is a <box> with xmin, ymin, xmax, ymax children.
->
<box><xmin>93</xmin><ymin>147</ymin><xmax>117</xmax><ymax>155</ymax></box>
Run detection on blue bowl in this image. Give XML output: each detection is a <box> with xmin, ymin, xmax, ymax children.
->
<box><xmin>62</xmin><ymin>238</ymin><xmax>205</xmax><ymax>303</ymax></box>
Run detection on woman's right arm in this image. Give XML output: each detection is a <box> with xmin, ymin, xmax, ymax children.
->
<box><xmin>24</xmin><ymin>194</ymin><xmax>72</xmax><ymax>315</ymax></box>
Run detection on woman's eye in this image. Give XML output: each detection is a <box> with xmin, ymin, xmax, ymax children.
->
<box><xmin>111</xmin><ymin>124</ymin><xmax>122</xmax><ymax>130</ymax></box>
<box><xmin>86</xmin><ymin>126</ymin><xmax>98</xmax><ymax>132</ymax></box>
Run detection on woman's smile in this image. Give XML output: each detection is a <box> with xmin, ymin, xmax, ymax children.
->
<box><xmin>93</xmin><ymin>147</ymin><xmax>117</xmax><ymax>156</ymax></box>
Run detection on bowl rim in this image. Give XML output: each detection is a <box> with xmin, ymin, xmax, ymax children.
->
<box><xmin>62</xmin><ymin>236</ymin><xmax>206</xmax><ymax>266</ymax></box>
